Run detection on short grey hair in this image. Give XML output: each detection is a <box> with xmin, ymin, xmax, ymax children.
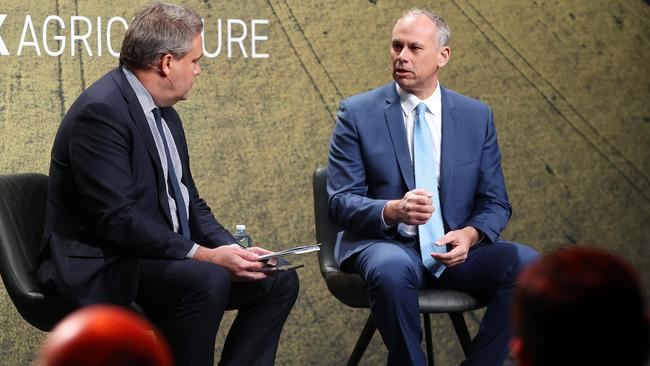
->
<box><xmin>400</xmin><ymin>8</ymin><xmax>451</xmax><ymax>46</ymax></box>
<box><xmin>119</xmin><ymin>2</ymin><xmax>203</xmax><ymax>70</ymax></box>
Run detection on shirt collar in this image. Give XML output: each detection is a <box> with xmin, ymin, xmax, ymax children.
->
<box><xmin>396</xmin><ymin>82</ymin><xmax>441</xmax><ymax>115</ymax></box>
<box><xmin>122</xmin><ymin>67</ymin><xmax>157</xmax><ymax>114</ymax></box>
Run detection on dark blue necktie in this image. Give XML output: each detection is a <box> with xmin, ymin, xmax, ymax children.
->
<box><xmin>152</xmin><ymin>108</ymin><xmax>191</xmax><ymax>239</ymax></box>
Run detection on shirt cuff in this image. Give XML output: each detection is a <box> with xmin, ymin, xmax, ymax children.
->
<box><xmin>380</xmin><ymin>202</ymin><xmax>392</xmax><ymax>228</ymax></box>
<box><xmin>475</xmin><ymin>230</ymin><xmax>485</xmax><ymax>245</ymax></box>
<box><xmin>186</xmin><ymin>243</ymin><xmax>200</xmax><ymax>259</ymax></box>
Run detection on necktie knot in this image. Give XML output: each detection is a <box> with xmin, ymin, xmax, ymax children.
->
<box><xmin>152</xmin><ymin>107</ymin><xmax>162</xmax><ymax>124</ymax></box>
<box><xmin>416</xmin><ymin>102</ymin><xmax>427</xmax><ymax>120</ymax></box>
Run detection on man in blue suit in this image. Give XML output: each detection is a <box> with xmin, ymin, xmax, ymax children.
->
<box><xmin>328</xmin><ymin>9</ymin><xmax>539</xmax><ymax>365</ymax></box>
<box><xmin>37</xmin><ymin>3</ymin><xmax>298</xmax><ymax>366</ymax></box>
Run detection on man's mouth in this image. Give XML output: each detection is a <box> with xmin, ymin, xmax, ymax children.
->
<box><xmin>394</xmin><ymin>68</ymin><xmax>412</xmax><ymax>76</ymax></box>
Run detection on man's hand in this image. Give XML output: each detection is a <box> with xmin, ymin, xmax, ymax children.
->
<box><xmin>384</xmin><ymin>189</ymin><xmax>435</xmax><ymax>226</ymax></box>
<box><xmin>245</xmin><ymin>246</ymin><xmax>278</xmax><ymax>267</ymax></box>
<box><xmin>431</xmin><ymin>226</ymin><xmax>480</xmax><ymax>268</ymax></box>
<box><xmin>194</xmin><ymin>245</ymin><xmax>269</xmax><ymax>281</ymax></box>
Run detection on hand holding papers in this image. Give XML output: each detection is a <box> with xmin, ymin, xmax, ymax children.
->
<box><xmin>250</xmin><ymin>243</ymin><xmax>320</xmax><ymax>273</ymax></box>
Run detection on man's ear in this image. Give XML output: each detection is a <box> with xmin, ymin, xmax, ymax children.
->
<box><xmin>159</xmin><ymin>53</ymin><xmax>174</xmax><ymax>76</ymax></box>
<box><xmin>509</xmin><ymin>336</ymin><xmax>532</xmax><ymax>366</ymax></box>
<box><xmin>438</xmin><ymin>46</ymin><xmax>451</xmax><ymax>68</ymax></box>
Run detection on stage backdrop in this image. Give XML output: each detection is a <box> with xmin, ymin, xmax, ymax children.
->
<box><xmin>0</xmin><ymin>0</ymin><xmax>648</xmax><ymax>364</ymax></box>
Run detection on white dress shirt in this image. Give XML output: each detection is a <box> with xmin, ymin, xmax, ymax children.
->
<box><xmin>384</xmin><ymin>83</ymin><xmax>443</xmax><ymax>237</ymax></box>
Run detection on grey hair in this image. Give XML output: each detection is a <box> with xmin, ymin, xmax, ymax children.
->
<box><xmin>400</xmin><ymin>8</ymin><xmax>451</xmax><ymax>46</ymax></box>
<box><xmin>119</xmin><ymin>2</ymin><xmax>203</xmax><ymax>70</ymax></box>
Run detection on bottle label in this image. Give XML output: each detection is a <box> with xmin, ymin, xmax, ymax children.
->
<box><xmin>235</xmin><ymin>235</ymin><xmax>252</xmax><ymax>248</ymax></box>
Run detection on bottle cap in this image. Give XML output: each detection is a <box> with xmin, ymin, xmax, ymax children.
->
<box><xmin>236</xmin><ymin>224</ymin><xmax>246</xmax><ymax>231</ymax></box>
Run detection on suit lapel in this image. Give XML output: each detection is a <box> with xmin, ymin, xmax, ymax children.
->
<box><xmin>111</xmin><ymin>68</ymin><xmax>173</xmax><ymax>227</ymax></box>
<box><xmin>439</xmin><ymin>86</ymin><xmax>456</xmax><ymax>211</ymax></box>
<box><xmin>384</xmin><ymin>83</ymin><xmax>415</xmax><ymax>190</ymax></box>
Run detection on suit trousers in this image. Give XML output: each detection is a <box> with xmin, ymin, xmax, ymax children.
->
<box><xmin>345</xmin><ymin>239</ymin><xmax>539</xmax><ymax>366</ymax></box>
<box><xmin>135</xmin><ymin>258</ymin><xmax>299</xmax><ymax>366</ymax></box>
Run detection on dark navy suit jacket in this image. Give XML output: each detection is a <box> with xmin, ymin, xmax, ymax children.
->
<box><xmin>38</xmin><ymin>68</ymin><xmax>234</xmax><ymax>306</ymax></box>
<box><xmin>327</xmin><ymin>82</ymin><xmax>511</xmax><ymax>266</ymax></box>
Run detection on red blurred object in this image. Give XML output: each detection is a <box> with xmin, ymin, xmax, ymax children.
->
<box><xmin>38</xmin><ymin>305</ymin><xmax>173</xmax><ymax>366</ymax></box>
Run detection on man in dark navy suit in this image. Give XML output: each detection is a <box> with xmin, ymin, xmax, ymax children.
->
<box><xmin>37</xmin><ymin>3</ymin><xmax>298</xmax><ymax>365</ymax></box>
<box><xmin>328</xmin><ymin>9</ymin><xmax>539</xmax><ymax>365</ymax></box>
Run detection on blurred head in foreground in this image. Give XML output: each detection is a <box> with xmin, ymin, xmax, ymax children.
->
<box><xmin>38</xmin><ymin>305</ymin><xmax>173</xmax><ymax>366</ymax></box>
<box><xmin>511</xmin><ymin>246</ymin><xmax>648</xmax><ymax>366</ymax></box>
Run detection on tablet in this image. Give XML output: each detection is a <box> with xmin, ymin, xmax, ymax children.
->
<box><xmin>252</xmin><ymin>264</ymin><xmax>305</xmax><ymax>273</ymax></box>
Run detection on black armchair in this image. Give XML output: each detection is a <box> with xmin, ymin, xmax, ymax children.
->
<box><xmin>0</xmin><ymin>173</ymin><xmax>73</xmax><ymax>331</ymax></box>
<box><xmin>312</xmin><ymin>166</ymin><xmax>485</xmax><ymax>366</ymax></box>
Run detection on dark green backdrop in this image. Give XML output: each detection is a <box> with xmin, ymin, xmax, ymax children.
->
<box><xmin>0</xmin><ymin>1</ymin><xmax>647</xmax><ymax>364</ymax></box>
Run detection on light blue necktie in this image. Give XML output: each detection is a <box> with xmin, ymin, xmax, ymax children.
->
<box><xmin>414</xmin><ymin>102</ymin><xmax>446</xmax><ymax>277</ymax></box>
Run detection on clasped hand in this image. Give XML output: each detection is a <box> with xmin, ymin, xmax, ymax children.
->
<box><xmin>384</xmin><ymin>188</ymin><xmax>434</xmax><ymax>226</ymax></box>
<box><xmin>385</xmin><ymin>189</ymin><xmax>479</xmax><ymax>268</ymax></box>
<box><xmin>194</xmin><ymin>245</ymin><xmax>278</xmax><ymax>281</ymax></box>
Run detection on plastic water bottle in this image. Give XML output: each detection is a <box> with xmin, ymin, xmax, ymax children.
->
<box><xmin>234</xmin><ymin>224</ymin><xmax>252</xmax><ymax>248</ymax></box>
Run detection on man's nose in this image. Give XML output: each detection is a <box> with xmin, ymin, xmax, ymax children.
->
<box><xmin>396</xmin><ymin>48</ymin><xmax>410</xmax><ymax>63</ymax></box>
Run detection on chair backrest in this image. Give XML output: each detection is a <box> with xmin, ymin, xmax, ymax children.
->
<box><xmin>0</xmin><ymin>173</ymin><xmax>72</xmax><ymax>331</ymax></box>
<box><xmin>312</xmin><ymin>166</ymin><xmax>340</xmax><ymax>276</ymax></box>
<box><xmin>312</xmin><ymin>166</ymin><xmax>378</xmax><ymax>307</ymax></box>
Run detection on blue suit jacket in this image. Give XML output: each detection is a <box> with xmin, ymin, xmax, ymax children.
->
<box><xmin>38</xmin><ymin>68</ymin><xmax>235</xmax><ymax>306</ymax></box>
<box><xmin>327</xmin><ymin>82</ymin><xmax>511</xmax><ymax>266</ymax></box>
